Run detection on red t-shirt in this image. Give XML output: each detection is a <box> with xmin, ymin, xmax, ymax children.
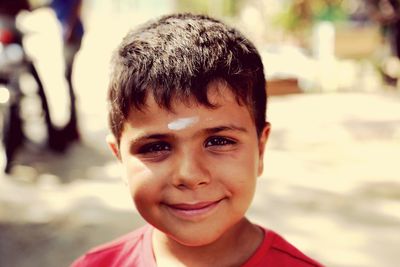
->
<box><xmin>71</xmin><ymin>225</ymin><xmax>323</xmax><ymax>267</ymax></box>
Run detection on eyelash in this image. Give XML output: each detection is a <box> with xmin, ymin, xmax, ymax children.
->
<box><xmin>138</xmin><ymin>142</ymin><xmax>171</xmax><ymax>154</ymax></box>
<box><xmin>204</xmin><ymin>136</ymin><xmax>236</xmax><ymax>147</ymax></box>
<box><xmin>137</xmin><ymin>136</ymin><xmax>236</xmax><ymax>155</ymax></box>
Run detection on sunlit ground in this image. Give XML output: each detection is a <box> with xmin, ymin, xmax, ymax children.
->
<box><xmin>0</xmin><ymin>5</ymin><xmax>400</xmax><ymax>267</ymax></box>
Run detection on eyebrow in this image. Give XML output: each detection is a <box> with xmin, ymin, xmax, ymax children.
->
<box><xmin>129</xmin><ymin>134</ymin><xmax>170</xmax><ymax>147</ymax></box>
<box><xmin>129</xmin><ymin>124</ymin><xmax>248</xmax><ymax>147</ymax></box>
<box><xmin>203</xmin><ymin>125</ymin><xmax>248</xmax><ymax>135</ymax></box>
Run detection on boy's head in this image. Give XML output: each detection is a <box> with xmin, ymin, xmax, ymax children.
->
<box><xmin>108</xmin><ymin>13</ymin><xmax>267</xmax><ymax>144</ymax></box>
<box><xmin>106</xmin><ymin>13</ymin><xmax>270</xmax><ymax>249</ymax></box>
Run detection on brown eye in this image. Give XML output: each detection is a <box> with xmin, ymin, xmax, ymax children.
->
<box><xmin>138</xmin><ymin>142</ymin><xmax>171</xmax><ymax>154</ymax></box>
<box><xmin>204</xmin><ymin>137</ymin><xmax>236</xmax><ymax>147</ymax></box>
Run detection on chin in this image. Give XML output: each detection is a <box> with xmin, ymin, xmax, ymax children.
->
<box><xmin>168</xmin><ymin>232</ymin><xmax>221</xmax><ymax>247</ymax></box>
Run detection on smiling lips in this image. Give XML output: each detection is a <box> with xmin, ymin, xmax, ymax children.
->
<box><xmin>164</xmin><ymin>199</ymin><xmax>223</xmax><ymax>220</ymax></box>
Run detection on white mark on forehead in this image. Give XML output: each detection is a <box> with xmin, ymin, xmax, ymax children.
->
<box><xmin>168</xmin><ymin>117</ymin><xmax>199</xmax><ymax>130</ymax></box>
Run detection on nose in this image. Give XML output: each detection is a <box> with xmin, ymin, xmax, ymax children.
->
<box><xmin>172</xmin><ymin>148</ymin><xmax>211</xmax><ymax>190</ymax></box>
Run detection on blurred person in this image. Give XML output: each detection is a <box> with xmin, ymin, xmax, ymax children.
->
<box><xmin>47</xmin><ymin>0</ymin><xmax>83</xmax><ymax>151</ymax></box>
<box><xmin>0</xmin><ymin>0</ymin><xmax>51</xmax><ymax>172</ymax></box>
<box><xmin>71</xmin><ymin>13</ymin><xmax>323</xmax><ymax>267</ymax></box>
<box><xmin>366</xmin><ymin>0</ymin><xmax>400</xmax><ymax>85</ymax></box>
<box><xmin>0</xmin><ymin>0</ymin><xmax>31</xmax><ymax>16</ymax></box>
<box><xmin>367</xmin><ymin>0</ymin><xmax>400</xmax><ymax>58</ymax></box>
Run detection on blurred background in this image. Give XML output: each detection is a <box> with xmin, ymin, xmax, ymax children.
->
<box><xmin>0</xmin><ymin>0</ymin><xmax>399</xmax><ymax>266</ymax></box>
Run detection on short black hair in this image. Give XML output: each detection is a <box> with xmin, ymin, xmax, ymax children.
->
<box><xmin>108</xmin><ymin>13</ymin><xmax>267</xmax><ymax>142</ymax></box>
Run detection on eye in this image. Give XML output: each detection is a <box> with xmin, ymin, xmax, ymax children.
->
<box><xmin>138</xmin><ymin>141</ymin><xmax>171</xmax><ymax>155</ymax></box>
<box><xmin>204</xmin><ymin>136</ymin><xmax>236</xmax><ymax>148</ymax></box>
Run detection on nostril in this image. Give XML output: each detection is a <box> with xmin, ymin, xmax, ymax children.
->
<box><xmin>177</xmin><ymin>184</ymin><xmax>186</xmax><ymax>190</ymax></box>
<box><xmin>174</xmin><ymin>176</ymin><xmax>210</xmax><ymax>190</ymax></box>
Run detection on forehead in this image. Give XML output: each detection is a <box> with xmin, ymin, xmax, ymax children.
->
<box><xmin>124</xmin><ymin>83</ymin><xmax>253</xmax><ymax>131</ymax></box>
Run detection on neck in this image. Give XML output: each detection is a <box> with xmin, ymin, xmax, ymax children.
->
<box><xmin>152</xmin><ymin>218</ymin><xmax>263</xmax><ymax>267</ymax></box>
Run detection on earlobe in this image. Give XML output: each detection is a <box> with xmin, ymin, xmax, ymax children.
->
<box><xmin>258</xmin><ymin>122</ymin><xmax>271</xmax><ymax>175</ymax></box>
<box><xmin>106</xmin><ymin>134</ymin><xmax>121</xmax><ymax>161</ymax></box>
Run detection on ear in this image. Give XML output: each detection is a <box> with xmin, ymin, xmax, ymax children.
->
<box><xmin>257</xmin><ymin>122</ymin><xmax>271</xmax><ymax>176</ymax></box>
<box><xmin>106</xmin><ymin>134</ymin><xmax>128</xmax><ymax>185</ymax></box>
<box><xmin>106</xmin><ymin>134</ymin><xmax>121</xmax><ymax>161</ymax></box>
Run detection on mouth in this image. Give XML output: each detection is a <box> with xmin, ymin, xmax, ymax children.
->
<box><xmin>163</xmin><ymin>199</ymin><xmax>224</xmax><ymax>221</ymax></box>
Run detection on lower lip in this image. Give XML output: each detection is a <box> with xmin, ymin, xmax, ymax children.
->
<box><xmin>164</xmin><ymin>200</ymin><xmax>223</xmax><ymax>221</ymax></box>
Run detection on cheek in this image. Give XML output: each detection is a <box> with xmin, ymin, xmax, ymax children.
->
<box><xmin>122</xmin><ymin>158</ymin><xmax>161</xmax><ymax>209</ymax></box>
<box><xmin>123</xmin><ymin>157</ymin><xmax>151</xmax><ymax>182</ymax></box>
<box><xmin>220</xmin><ymin>144</ymin><xmax>259</xmax><ymax>175</ymax></box>
<box><xmin>214</xmin><ymin>149</ymin><xmax>258</xmax><ymax>195</ymax></box>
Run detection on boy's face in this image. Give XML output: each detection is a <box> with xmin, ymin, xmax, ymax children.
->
<box><xmin>108</xmin><ymin>83</ymin><xmax>270</xmax><ymax>247</ymax></box>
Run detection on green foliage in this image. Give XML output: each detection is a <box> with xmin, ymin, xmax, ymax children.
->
<box><xmin>274</xmin><ymin>0</ymin><xmax>348</xmax><ymax>33</ymax></box>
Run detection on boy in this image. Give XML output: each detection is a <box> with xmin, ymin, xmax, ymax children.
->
<box><xmin>72</xmin><ymin>13</ymin><xmax>323</xmax><ymax>267</ymax></box>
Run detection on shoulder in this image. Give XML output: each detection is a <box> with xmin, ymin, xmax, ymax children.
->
<box><xmin>268</xmin><ymin>230</ymin><xmax>323</xmax><ymax>266</ymax></box>
<box><xmin>245</xmin><ymin>227</ymin><xmax>324</xmax><ymax>267</ymax></box>
<box><xmin>70</xmin><ymin>225</ymin><xmax>151</xmax><ymax>267</ymax></box>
